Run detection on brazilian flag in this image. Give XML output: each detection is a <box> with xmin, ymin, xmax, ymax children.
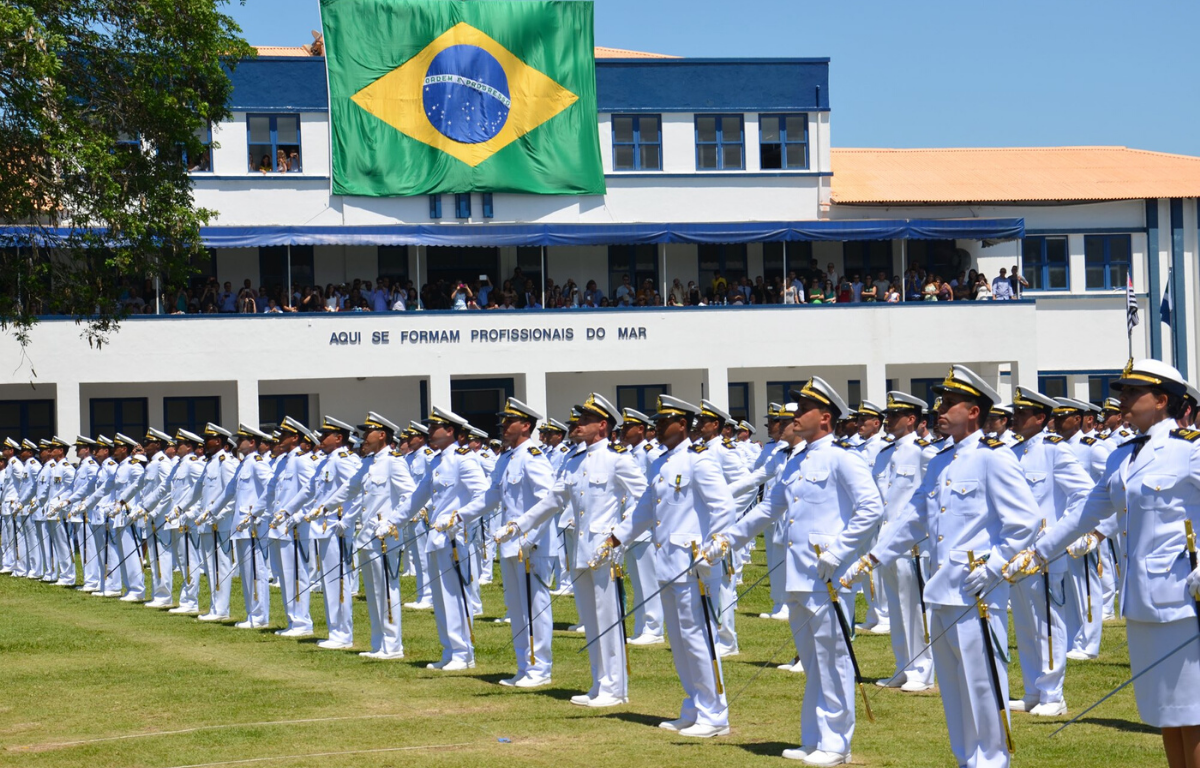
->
<box><xmin>320</xmin><ymin>0</ymin><xmax>606</xmax><ymax>197</ymax></box>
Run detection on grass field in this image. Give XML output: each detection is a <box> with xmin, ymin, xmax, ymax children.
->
<box><xmin>0</xmin><ymin>545</ymin><xmax>1167</xmax><ymax>768</ymax></box>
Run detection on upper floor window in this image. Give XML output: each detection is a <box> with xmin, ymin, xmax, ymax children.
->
<box><xmin>247</xmin><ymin>114</ymin><xmax>301</xmax><ymax>173</ymax></box>
<box><xmin>695</xmin><ymin>115</ymin><xmax>744</xmax><ymax>170</ymax></box>
<box><xmin>184</xmin><ymin>124</ymin><xmax>212</xmax><ymax>173</ymax></box>
<box><xmin>1022</xmin><ymin>236</ymin><xmax>1068</xmax><ymax>291</ymax></box>
<box><xmin>759</xmin><ymin>114</ymin><xmax>808</xmax><ymax>170</ymax></box>
<box><xmin>612</xmin><ymin>114</ymin><xmax>661</xmax><ymax>171</ymax></box>
<box><xmin>1084</xmin><ymin>234</ymin><xmax>1132</xmax><ymax>290</ymax></box>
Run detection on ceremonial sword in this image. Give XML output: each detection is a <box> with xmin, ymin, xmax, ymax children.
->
<box><xmin>450</xmin><ymin>539</ymin><xmax>475</xmax><ymax>644</ymax></box>
<box><xmin>519</xmin><ymin>547</ymin><xmax>536</xmax><ymax>667</ymax></box>
<box><xmin>969</xmin><ymin>550</ymin><xmax>1014</xmax><ymax>754</ymax></box>
<box><xmin>815</xmin><ymin>544</ymin><xmax>873</xmax><ymax>723</ymax></box>
<box><xmin>691</xmin><ymin>543</ymin><xmax>725</xmax><ymax>696</ymax></box>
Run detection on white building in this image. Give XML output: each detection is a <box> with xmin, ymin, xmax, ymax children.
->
<box><xmin>2</xmin><ymin>46</ymin><xmax>1199</xmax><ymax>441</ymax></box>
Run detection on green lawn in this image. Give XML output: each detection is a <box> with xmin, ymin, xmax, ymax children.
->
<box><xmin>0</xmin><ymin>545</ymin><xmax>1165</xmax><ymax>768</ymax></box>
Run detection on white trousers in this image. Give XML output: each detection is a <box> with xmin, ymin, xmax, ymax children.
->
<box><xmin>881</xmin><ymin>555</ymin><xmax>934</xmax><ymax>685</ymax></box>
<box><xmin>860</xmin><ymin>567</ymin><xmax>890</xmax><ymax>626</ymax></box>
<box><xmin>175</xmin><ymin>529</ymin><xmax>202</xmax><ymax>610</ymax></box>
<box><xmin>108</xmin><ymin>525</ymin><xmax>144</xmax><ymax>598</ymax></box>
<box><xmin>197</xmin><ymin>529</ymin><xmax>233</xmax><ymax>616</ymax></box>
<box><xmin>766</xmin><ymin>528</ymin><xmax>787</xmax><ymax>612</ymax></box>
<box><xmin>146</xmin><ymin>524</ymin><xmax>176</xmax><ymax>603</ymax></box>
<box><xmin>33</xmin><ymin>519</ymin><xmax>50</xmax><ymax>578</ymax></box>
<box><xmin>625</xmin><ymin>540</ymin><xmax>663</xmax><ymax>637</ymax></box>
<box><xmin>575</xmin><ymin>566</ymin><xmax>628</xmax><ymax>699</ymax></box>
<box><xmin>404</xmin><ymin>523</ymin><xmax>432</xmax><ymax>602</ymax></box>
<box><xmin>19</xmin><ymin>515</ymin><xmax>41</xmax><ymax>576</ymax></box>
<box><xmin>270</xmin><ymin>536</ymin><xmax>313</xmax><ymax>632</ymax></box>
<box><xmin>716</xmin><ymin>557</ymin><xmax>739</xmax><ymax>654</ymax></box>
<box><xmin>82</xmin><ymin>522</ymin><xmax>106</xmax><ymax>589</ymax></box>
<box><xmin>316</xmin><ymin>535</ymin><xmax>354</xmax><ymax>645</ymax></box>
<box><xmin>1099</xmin><ymin>540</ymin><xmax>1118</xmax><ymax>616</ymax></box>
<box><xmin>500</xmin><ymin>555</ymin><xmax>554</xmax><ymax>680</ymax></box>
<box><xmin>789</xmin><ymin>591</ymin><xmax>856</xmax><ymax>754</ymax></box>
<box><xmin>429</xmin><ymin>544</ymin><xmax>474</xmax><ymax>664</ymax></box>
<box><xmin>1065</xmin><ymin>554</ymin><xmax>1102</xmax><ymax>656</ymax></box>
<box><xmin>236</xmin><ymin>537</ymin><xmax>269</xmax><ymax>625</ymax></box>
<box><xmin>360</xmin><ymin>539</ymin><xmax>403</xmax><ymax>655</ymax></box>
<box><xmin>47</xmin><ymin>519</ymin><xmax>73</xmax><ymax>581</ymax></box>
<box><xmin>1010</xmin><ymin>572</ymin><xmax>1066</xmax><ymax>704</ymax></box>
<box><xmin>0</xmin><ymin>515</ymin><xmax>13</xmax><ymax>571</ymax></box>
<box><xmin>661</xmin><ymin>577</ymin><xmax>728</xmax><ymax>728</ymax></box>
<box><xmin>929</xmin><ymin>604</ymin><xmax>1011</xmax><ymax>768</ymax></box>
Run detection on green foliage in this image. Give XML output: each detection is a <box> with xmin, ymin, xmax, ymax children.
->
<box><xmin>0</xmin><ymin>0</ymin><xmax>254</xmax><ymax>349</ymax></box>
<box><xmin>0</xmin><ymin>544</ymin><xmax>1166</xmax><ymax>767</ymax></box>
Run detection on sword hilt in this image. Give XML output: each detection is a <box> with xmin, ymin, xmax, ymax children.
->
<box><xmin>813</xmin><ymin>544</ymin><xmax>839</xmax><ymax>604</ymax></box>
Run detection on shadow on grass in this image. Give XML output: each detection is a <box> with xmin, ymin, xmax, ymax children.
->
<box><xmin>725</xmin><ymin>741</ymin><xmax>793</xmax><ymax>757</ymax></box>
<box><xmin>595</xmin><ymin>711</ymin><xmax>670</xmax><ymax>728</ymax></box>
<box><xmin>1031</xmin><ymin>717</ymin><xmax>1159</xmax><ymax>736</ymax></box>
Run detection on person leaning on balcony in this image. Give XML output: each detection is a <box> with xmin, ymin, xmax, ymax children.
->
<box><xmin>860</xmin><ymin>279</ymin><xmax>877</xmax><ymax>302</ymax></box>
<box><xmin>992</xmin><ymin>268</ymin><xmax>1014</xmax><ymax>300</ymax></box>
<box><xmin>975</xmin><ymin>275</ymin><xmax>994</xmax><ymax>300</ymax></box>
<box><xmin>921</xmin><ymin>275</ymin><xmax>939</xmax><ymax>301</ymax></box>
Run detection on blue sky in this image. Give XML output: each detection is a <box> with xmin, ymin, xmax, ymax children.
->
<box><xmin>226</xmin><ymin>0</ymin><xmax>1200</xmax><ymax>155</ymax></box>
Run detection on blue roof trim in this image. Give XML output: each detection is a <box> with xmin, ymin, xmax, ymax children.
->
<box><xmin>221</xmin><ymin>57</ymin><xmax>829</xmax><ymax>114</ymax></box>
<box><xmin>0</xmin><ymin>220</ymin><xmax>1023</xmax><ymax>248</ymax></box>
<box><xmin>226</xmin><ymin>57</ymin><xmax>329</xmax><ymax>112</ymax></box>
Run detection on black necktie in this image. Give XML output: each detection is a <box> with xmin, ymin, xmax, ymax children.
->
<box><xmin>1127</xmin><ymin>434</ymin><xmax>1150</xmax><ymax>461</ymax></box>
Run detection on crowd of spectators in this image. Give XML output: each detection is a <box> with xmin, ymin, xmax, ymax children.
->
<box><xmin>114</xmin><ymin>261</ymin><xmax>1031</xmax><ymax>316</ymax></box>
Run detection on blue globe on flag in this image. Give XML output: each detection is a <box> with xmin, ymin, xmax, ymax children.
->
<box><xmin>422</xmin><ymin>44</ymin><xmax>511</xmax><ymax>144</ymax></box>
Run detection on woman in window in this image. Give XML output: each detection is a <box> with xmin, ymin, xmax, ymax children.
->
<box><xmin>974</xmin><ymin>274</ymin><xmax>993</xmax><ymax>300</ymax></box>
<box><xmin>922</xmin><ymin>274</ymin><xmax>939</xmax><ymax>301</ymax></box>
<box><xmin>450</xmin><ymin>281</ymin><xmax>473</xmax><ymax>310</ymax></box>
<box><xmin>885</xmin><ymin>283</ymin><xmax>901</xmax><ymax>303</ymax></box>
<box><xmin>275</xmin><ymin>149</ymin><xmax>289</xmax><ymax>173</ymax></box>
<box><xmin>937</xmin><ymin>277</ymin><xmax>954</xmax><ymax>302</ymax></box>
<box><xmin>808</xmin><ymin>278</ymin><xmax>825</xmax><ymax>304</ymax></box>
<box><xmin>257</xmin><ymin>154</ymin><xmax>272</xmax><ymax>174</ymax></box>
<box><xmin>860</xmin><ymin>279</ymin><xmax>878</xmax><ymax>303</ymax></box>
<box><xmin>687</xmin><ymin>281</ymin><xmax>702</xmax><ymax>306</ymax></box>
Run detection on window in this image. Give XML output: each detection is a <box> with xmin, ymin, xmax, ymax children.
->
<box><xmin>728</xmin><ymin>383</ymin><xmax>750</xmax><ymax>423</ymax></box>
<box><xmin>886</xmin><ymin>379</ymin><xmax>897</xmax><ymax>395</ymax></box>
<box><xmin>451</xmin><ymin>378</ymin><xmax>514</xmax><ymax>437</ymax></box>
<box><xmin>164</xmin><ymin>396</ymin><xmax>220</xmax><ymax>435</ymax></box>
<box><xmin>1088</xmin><ymin>374</ymin><xmax>1118</xmax><ymax>404</ymax></box>
<box><xmin>0</xmin><ymin>399</ymin><xmax>55</xmax><ymax>443</ymax></box>
<box><xmin>1084</xmin><ymin>234</ymin><xmax>1132</xmax><ymax>291</ymax></box>
<box><xmin>90</xmin><ymin>398</ymin><xmax>148</xmax><ymax>439</ymax></box>
<box><xmin>762</xmin><ymin>242</ymin><xmax>814</xmax><ymax>286</ymax></box>
<box><xmin>695</xmin><ymin>115</ymin><xmax>744</xmax><ymax>170</ymax></box>
<box><xmin>1023</xmin><ymin>236</ymin><xmax>1069</xmax><ymax>291</ymax></box>
<box><xmin>259</xmin><ymin>395</ymin><xmax>308</xmax><ymax>429</ymax></box>
<box><xmin>247</xmin><ymin>114</ymin><xmax>301</xmax><ymax>173</ymax></box>
<box><xmin>766</xmin><ymin>380</ymin><xmax>807</xmax><ymax>406</ymax></box>
<box><xmin>429</xmin><ymin>195</ymin><xmax>442</xmax><ymax>219</ymax></box>
<box><xmin>759</xmin><ymin>114</ymin><xmax>808</xmax><ymax>170</ymax></box>
<box><xmin>1038</xmin><ymin>376</ymin><xmax>1068</xmax><ymax>400</ymax></box>
<box><xmin>906</xmin><ymin>239</ymin><xmax>960</xmax><ymax>277</ymax></box>
<box><xmin>843</xmin><ymin>241</ymin><xmax>893</xmax><ymax>282</ymax></box>
<box><xmin>612</xmin><ymin>114</ymin><xmax>662</xmax><ymax>171</ymax></box>
<box><xmin>516</xmin><ymin>247</ymin><xmax>543</xmax><ymax>294</ymax></box>
<box><xmin>377</xmin><ymin>246</ymin><xmax>409</xmax><ymax>284</ymax></box>
<box><xmin>698</xmin><ymin>244</ymin><xmax>748</xmax><ymax>297</ymax></box>
<box><xmin>910</xmin><ymin>378</ymin><xmax>943</xmax><ymax>407</ymax></box>
<box><xmin>259</xmin><ymin>246</ymin><xmax>314</xmax><ymax>302</ymax></box>
<box><xmin>482</xmin><ymin>193</ymin><xmax>494</xmax><ymax>219</ymax></box>
<box><xmin>184</xmin><ymin>124</ymin><xmax>213</xmax><ymax>173</ymax></box>
<box><xmin>424</xmin><ymin>247</ymin><xmax>499</xmax><ymax>289</ymax></box>
<box><xmin>846</xmin><ymin>380</ymin><xmax>862</xmax><ymax>410</ymax></box>
<box><xmin>616</xmin><ymin>385</ymin><xmax>669</xmax><ymax>415</ymax></box>
<box><xmin>455</xmin><ymin>193</ymin><xmax>471</xmax><ymax>219</ymax></box>
<box><xmin>608</xmin><ymin>245</ymin><xmax>659</xmax><ymax>305</ymax></box>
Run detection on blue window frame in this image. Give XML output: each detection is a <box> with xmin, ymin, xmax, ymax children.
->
<box><xmin>1084</xmin><ymin>234</ymin><xmax>1132</xmax><ymax>290</ymax></box>
<box><xmin>0</xmin><ymin>399</ymin><xmax>55</xmax><ymax>443</ymax></box>
<box><xmin>847</xmin><ymin>380</ymin><xmax>862</xmax><ymax>409</ymax></box>
<box><xmin>910</xmin><ymin>378</ymin><xmax>943</xmax><ymax>407</ymax></box>
<box><xmin>247</xmin><ymin>114</ymin><xmax>301</xmax><ymax>173</ymax></box>
<box><xmin>455</xmin><ymin>193</ymin><xmax>471</xmax><ymax>219</ymax></box>
<box><xmin>90</xmin><ymin>398</ymin><xmax>148</xmax><ymax>440</ymax></box>
<box><xmin>766</xmin><ymin>380</ymin><xmax>807</xmax><ymax>406</ymax></box>
<box><xmin>608</xmin><ymin>245</ymin><xmax>659</xmax><ymax>305</ymax></box>
<box><xmin>482</xmin><ymin>193</ymin><xmax>494</xmax><ymax>219</ymax></box>
<box><xmin>759</xmin><ymin>113</ymin><xmax>809</xmax><ymax>170</ymax></box>
<box><xmin>259</xmin><ymin>395</ymin><xmax>308</xmax><ymax>429</ymax></box>
<box><xmin>1088</xmin><ymin>374</ymin><xmax>1118</xmax><ymax>403</ymax></box>
<box><xmin>451</xmin><ymin>378</ymin><xmax>515</xmax><ymax>438</ymax></box>
<box><xmin>184</xmin><ymin>124</ymin><xmax>212</xmax><ymax>173</ymax></box>
<box><xmin>695</xmin><ymin>114</ymin><xmax>744</xmax><ymax>170</ymax></box>
<box><xmin>728</xmin><ymin>383</ymin><xmax>750</xmax><ymax>423</ymax></box>
<box><xmin>612</xmin><ymin>114</ymin><xmax>662</xmax><ymax>171</ymax></box>
<box><xmin>1038</xmin><ymin>376</ymin><xmax>1068</xmax><ymax>400</ymax></box>
<box><xmin>163</xmin><ymin>396</ymin><xmax>220</xmax><ymax>436</ymax></box>
<box><xmin>429</xmin><ymin>195</ymin><xmax>442</xmax><ymax>219</ymax></box>
<box><xmin>1022</xmin><ymin>236</ymin><xmax>1069</xmax><ymax>291</ymax></box>
<box><xmin>616</xmin><ymin>385</ymin><xmax>669</xmax><ymax>415</ymax></box>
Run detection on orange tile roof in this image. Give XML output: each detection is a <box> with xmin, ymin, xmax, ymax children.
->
<box><xmin>253</xmin><ymin>45</ymin><xmax>675</xmax><ymax>58</ymax></box>
<box><xmin>830</xmin><ymin>146</ymin><xmax>1200</xmax><ymax>204</ymax></box>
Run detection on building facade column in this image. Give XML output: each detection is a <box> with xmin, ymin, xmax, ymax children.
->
<box><xmin>56</xmin><ymin>380</ymin><xmax>81</xmax><ymax>442</ymax></box>
<box><xmin>521</xmin><ymin>371</ymin><xmax>548</xmax><ymax>420</ymax></box>
<box><xmin>705</xmin><ymin>366</ymin><xmax>729</xmax><ymax>410</ymax></box>
<box><xmin>863</xmin><ymin>361</ymin><xmax>888</xmax><ymax>406</ymax></box>
<box><xmin>235</xmin><ymin>378</ymin><xmax>259</xmax><ymax>429</ymax></box>
<box><xmin>428</xmin><ymin>373</ymin><xmax>451</xmax><ymax>410</ymax></box>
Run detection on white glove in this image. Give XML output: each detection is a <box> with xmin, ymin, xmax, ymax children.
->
<box><xmin>374</xmin><ymin>520</ymin><xmax>394</xmax><ymax>539</ymax></box>
<box><xmin>839</xmin><ymin>556</ymin><xmax>874</xmax><ymax>588</ymax></box>
<box><xmin>963</xmin><ymin>556</ymin><xmax>1003</xmax><ymax>595</ymax></box>
<box><xmin>494</xmin><ymin>521</ymin><xmax>519</xmax><ymax>544</ymax></box>
<box><xmin>816</xmin><ymin>549</ymin><xmax>842</xmax><ymax>583</ymax></box>
<box><xmin>327</xmin><ymin>519</ymin><xmax>347</xmax><ymax>536</ymax></box>
<box><xmin>589</xmin><ymin>541</ymin><xmax>615</xmax><ymax>569</ymax></box>
<box><xmin>702</xmin><ymin>535</ymin><xmax>729</xmax><ymax>566</ymax></box>
<box><xmin>519</xmin><ymin>538</ymin><xmax>536</xmax><ymax>561</ymax></box>
<box><xmin>1067</xmin><ymin>532</ymin><xmax>1100</xmax><ymax>558</ymax></box>
<box><xmin>1002</xmin><ymin>548</ymin><xmax>1046</xmax><ymax>582</ymax></box>
<box><xmin>1186</xmin><ymin>564</ymin><xmax>1200</xmax><ymax>601</ymax></box>
<box><xmin>433</xmin><ymin>512</ymin><xmax>459</xmax><ymax>533</ymax></box>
